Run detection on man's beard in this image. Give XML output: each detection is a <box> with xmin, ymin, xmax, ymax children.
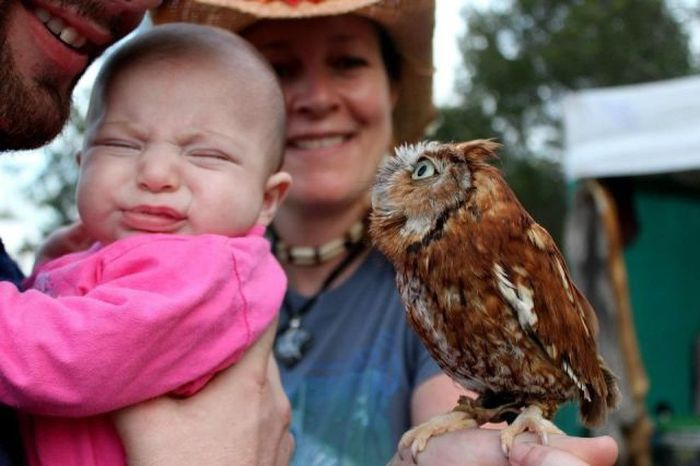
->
<box><xmin>0</xmin><ymin>0</ymin><xmax>72</xmax><ymax>152</ymax></box>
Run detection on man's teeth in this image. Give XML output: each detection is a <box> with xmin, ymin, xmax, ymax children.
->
<box><xmin>35</xmin><ymin>7</ymin><xmax>87</xmax><ymax>48</ymax></box>
<box><xmin>293</xmin><ymin>136</ymin><xmax>346</xmax><ymax>150</ymax></box>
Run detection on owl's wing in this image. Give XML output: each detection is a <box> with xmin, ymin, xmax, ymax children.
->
<box><xmin>493</xmin><ymin>220</ymin><xmax>604</xmax><ymax>401</ymax></box>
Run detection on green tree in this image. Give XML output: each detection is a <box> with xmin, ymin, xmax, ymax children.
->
<box><xmin>434</xmin><ymin>0</ymin><xmax>696</xmax><ymax>242</ymax></box>
<box><xmin>25</xmin><ymin>109</ymin><xmax>84</xmax><ymax>228</ymax></box>
<box><xmin>17</xmin><ymin>108</ymin><xmax>84</xmax><ymax>257</ymax></box>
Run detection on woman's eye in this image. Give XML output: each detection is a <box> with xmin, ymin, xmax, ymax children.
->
<box><xmin>332</xmin><ymin>55</ymin><xmax>368</xmax><ymax>71</ymax></box>
<box><xmin>270</xmin><ymin>61</ymin><xmax>297</xmax><ymax>80</ymax></box>
<box><xmin>412</xmin><ymin>158</ymin><xmax>437</xmax><ymax>180</ymax></box>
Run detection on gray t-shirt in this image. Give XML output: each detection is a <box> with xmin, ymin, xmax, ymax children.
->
<box><xmin>277</xmin><ymin>249</ymin><xmax>442</xmax><ymax>466</ymax></box>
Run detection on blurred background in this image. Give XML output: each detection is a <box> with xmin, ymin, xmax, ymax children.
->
<box><xmin>1</xmin><ymin>1</ymin><xmax>699</xmax><ymax>464</ymax></box>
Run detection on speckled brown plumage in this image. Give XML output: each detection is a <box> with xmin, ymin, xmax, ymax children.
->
<box><xmin>370</xmin><ymin>139</ymin><xmax>619</xmax><ymax>455</ymax></box>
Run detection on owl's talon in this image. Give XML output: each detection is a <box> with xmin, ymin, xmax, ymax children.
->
<box><xmin>500</xmin><ymin>431</ymin><xmax>515</xmax><ymax>457</ymax></box>
<box><xmin>398</xmin><ymin>411</ymin><xmax>477</xmax><ymax>461</ymax></box>
<box><xmin>499</xmin><ymin>405</ymin><xmax>564</xmax><ymax>457</ymax></box>
<box><xmin>410</xmin><ymin>438</ymin><xmax>425</xmax><ymax>463</ymax></box>
<box><xmin>397</xmin><ymin>426</ymin><xmax>424</xmax><ymax>460</ymax></box>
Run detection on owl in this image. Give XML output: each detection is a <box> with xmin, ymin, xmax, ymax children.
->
<box><xmin>369</xmin><ymin>139</ymin><xmax>619</xmax><ymax>457</ymax></box>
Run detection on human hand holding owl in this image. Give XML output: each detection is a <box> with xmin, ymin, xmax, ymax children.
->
<box><xmin>370</xmin><ymin>140</ymin><xmax>619</xmax><ymax>461</ymax></box>
<box><xmin>389</xmin><ymin>429</ymin><xmax>618</xmax><ymax>465</ymax></box>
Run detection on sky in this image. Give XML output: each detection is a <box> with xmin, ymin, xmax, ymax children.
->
<box><xmin>434</xmin><ymin>0</ymin><xmax>472</xmax><ymax>104</ymax></box>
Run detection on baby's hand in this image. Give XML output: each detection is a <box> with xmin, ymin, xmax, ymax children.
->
<box><xmin>34</xmin><ymin>222</ymin><xmax>93</xmax><ymax>270</ymax></box>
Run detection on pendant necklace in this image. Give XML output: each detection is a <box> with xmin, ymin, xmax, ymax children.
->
<box><xmin>272</xmin><ymin>222</ymin><xmax>368</xmax><ymax>367</ymax></box>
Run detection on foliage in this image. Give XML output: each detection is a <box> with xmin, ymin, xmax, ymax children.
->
<box><xmin>27</xmin><ymin>110</ymin><xmax>83</xmax><ymax>226</ymax></box>
<box><xmin>17</xmin><ymin>108</ymin><xmax>83</xmax><ymax>255</ymax></box>
<box><xmin>14</xmin><ymin>1</ymin><xmax>698</xmax><ymax>251</ymax></box>
<box><xmin>434</xmin><ymin>0</ymin><xmax>696</xmax><ymax>243</ymax></box>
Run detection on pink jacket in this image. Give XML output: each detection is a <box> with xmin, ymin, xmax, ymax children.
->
<box><xmin>0</xmin><ymin>229</ymin><xmax>285</xmax><ymax>465</ymax></box>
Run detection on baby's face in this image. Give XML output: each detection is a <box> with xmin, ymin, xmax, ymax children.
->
<box><xmin>77</xmin><ymin>59</ymin><xmax>277</xmax><ymax>244</ymax></box>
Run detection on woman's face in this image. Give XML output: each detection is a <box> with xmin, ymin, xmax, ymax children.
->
<box><xmin>245</xmin><ymin>16</ymin><xmax>397</xmax><ymax>212</ymax></box>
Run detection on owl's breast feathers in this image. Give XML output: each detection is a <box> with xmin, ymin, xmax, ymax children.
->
<box><xmin>398</xmin><ymin>188</ymin><xmax>618</xmax><ymax>426</ymax></box>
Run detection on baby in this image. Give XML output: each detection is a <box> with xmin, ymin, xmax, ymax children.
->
<box><xmin>0</xmin><ymin>23</ymin><xmax>291</xmax><ymax>465</ymax></box>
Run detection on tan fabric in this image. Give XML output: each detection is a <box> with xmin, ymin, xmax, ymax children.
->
<box><xmin>152</xmin><ymin>0</ymin><xmax>435</xmax><ymax>143</ymax></box>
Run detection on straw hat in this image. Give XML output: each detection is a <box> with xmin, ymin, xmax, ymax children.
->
<box><xmin>152</xmin><ymin>0</ymin><xmax>435</xmax><ymax>143</ymax></box>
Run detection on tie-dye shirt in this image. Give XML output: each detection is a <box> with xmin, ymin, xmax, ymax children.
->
<box><xmin>278</xmin><ymin>250</ymin><xmax>441</xmax><ymax>466</ymax></box>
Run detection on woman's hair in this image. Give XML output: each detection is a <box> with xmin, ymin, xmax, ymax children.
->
<box><xmin>375</xmin><ymin>24</ymin><xmax>401</xmax><ymax>84</ymax></box>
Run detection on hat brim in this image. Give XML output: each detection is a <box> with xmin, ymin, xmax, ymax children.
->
<box><xmin>152</xmin><ymin>0</ymin><xmax>435</xmax><ymax>143</ymax></box>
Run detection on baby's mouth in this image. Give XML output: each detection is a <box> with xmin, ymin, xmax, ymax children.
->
<box><xmin>122</xmin><ymin>206</ymin><xmax>187</xmax><ymax>233</ymax></box>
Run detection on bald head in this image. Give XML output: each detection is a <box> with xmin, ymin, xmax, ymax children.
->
<box><xmin>86</xmin><ymin>23</ymin><xmax>286</xmax><ymax>170</ymax></box>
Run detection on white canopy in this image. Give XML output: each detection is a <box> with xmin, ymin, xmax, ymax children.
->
<box><xmin>563</xmin><ymin>75</ymin><xmax>700</xmax><ymax>180</ymax></box>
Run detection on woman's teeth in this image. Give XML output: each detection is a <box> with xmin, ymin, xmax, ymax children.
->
<box><xmin>35</xmin><ymin>7</ymin><xmax>87</xmax><ymax>49</ymax></box>
<box><xmin>292</xmin><ymin>136</ymin><xmax>346</xmax><ymax>150</ymax></box>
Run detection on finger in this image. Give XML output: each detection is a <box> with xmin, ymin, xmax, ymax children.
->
<box><xmin>203</xmin><ymin>319</ymin><xmax>278</xmax><ymax>392</ymax></box>
<box><xmin>510</xmin><ymin>443</ymin><xmax>587</xmax><ymax>466</ymax></box>
<box><xmin>275</xmin><ymin>431</ymin><xmax>295</xmax><ymax>466</ymax></box>
<box><xmin>548</xmin><ymin>435</ymin><xmax>618</xmax><ymax>465</ymax></box>
<box><xmin>257</xmin><ymin>317</ymin><xmax>279</xmax><ymax>351</ymax></box>
<box><xmin>390</xmin><ymin>428</ymin><xmax>510</xmax><ymax>465</ymax></box>
<box><xmin>511</xmin><ymin>435</ymin><xmax>618</xmax><ymax>466</ymax></box>
<box><xmin>267</xmin><ymin>356</ymin><xmax>287</xmax><ymax>407</ymax></box>
<box><xmin>236</xmin><ymin>318</ymin><xmax>277</xmax><ymax>372</ymax></box>
<box><xmin>268</xmin><ymin>355</ymin><xmax>293</xmax><ymax>466</ymax></box>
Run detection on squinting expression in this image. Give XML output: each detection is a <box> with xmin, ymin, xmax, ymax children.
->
<box><xmin>77</xmin><ymin>60</ymin><xmax>275</xmax><ymax>245</ymax></box>
<box><xmin>244</xmin><ymin>16</ymin><xmax>397</xmax><ymax>211</ymax></box>
<box><xmin>0</xmin><ymin>0</ymin><xmax>159</xmax><ymax>150</ymax></box>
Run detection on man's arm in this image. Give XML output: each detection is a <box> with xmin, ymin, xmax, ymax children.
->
<box><xmin>114</xmin><ymin>323</ymin><xmax>294</xmax><ymax>466</ymax></box>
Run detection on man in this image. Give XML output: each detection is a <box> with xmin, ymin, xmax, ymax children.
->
<box><xmin>0</xmin><ymin>0</ymin><xmax>155</xmax><ymax>150</ymax></box>
<box><xmin>1</xmin><ymin>2</ymin><xmax>156</xmax><ymax>461</ymax></box>
<box><xmin>0</xmin><ymin>1</ymin><xmax>292</xmax><ymax>464</ymax></box>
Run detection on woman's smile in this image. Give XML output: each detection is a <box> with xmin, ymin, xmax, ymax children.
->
<box><xmin>287</xmin><ymin>134</ymin><xmax>349</xmax><ymax>151</ymax></box>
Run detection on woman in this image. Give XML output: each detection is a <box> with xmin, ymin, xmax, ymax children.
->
<box><xmin>133</xmin><ymin>0</ymin><xmax>619</xmax><ymax>464</ymax></box>
<box><xmin>152</xmin><ymin>1</ymin><xmax>465</xmax><ymax>463</ymax></box>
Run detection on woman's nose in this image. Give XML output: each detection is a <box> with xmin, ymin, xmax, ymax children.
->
<box><xmin>288</xmin><ymin>69</ymin><xmax>339</xmax><ymax>118</ymax></box>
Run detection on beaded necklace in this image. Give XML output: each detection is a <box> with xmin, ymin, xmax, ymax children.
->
<box><xmin>270</xmin><ymin>217</ymin><xmax>369</xmax><ymax>366</ymax></box>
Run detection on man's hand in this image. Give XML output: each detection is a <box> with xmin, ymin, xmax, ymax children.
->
<box><xmin>113</xmin><ymin>323</ymin><xmax>294</xmax><ymax>466</ymax></box>
<box><xmin>389</xmin><ymin>428</ymin><xmax>617</xmax><ymax>466</ymax></box>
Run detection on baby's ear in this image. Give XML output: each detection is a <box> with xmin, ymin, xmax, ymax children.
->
<box><xmin>257</xmin><ymin>171</ymin><xmax>292</xmax><ymax>226</ymax></box>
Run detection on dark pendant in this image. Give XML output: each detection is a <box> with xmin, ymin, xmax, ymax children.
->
<box><xmin>275</xmin><ymin>316</ymin><xmax>312</xmax><ymax>367</ymax></box>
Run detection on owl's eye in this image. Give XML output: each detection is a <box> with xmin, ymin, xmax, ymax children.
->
<box><xmin>412</xmin><ymin>158</ymin><xmax>437</xmax><ymax>180</ymax></box>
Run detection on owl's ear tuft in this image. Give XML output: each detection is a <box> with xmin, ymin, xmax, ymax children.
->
<box><xmin>455</xmin><ymin>139</ymin><xmax>502</xmax><ymax>163</ymax></box>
